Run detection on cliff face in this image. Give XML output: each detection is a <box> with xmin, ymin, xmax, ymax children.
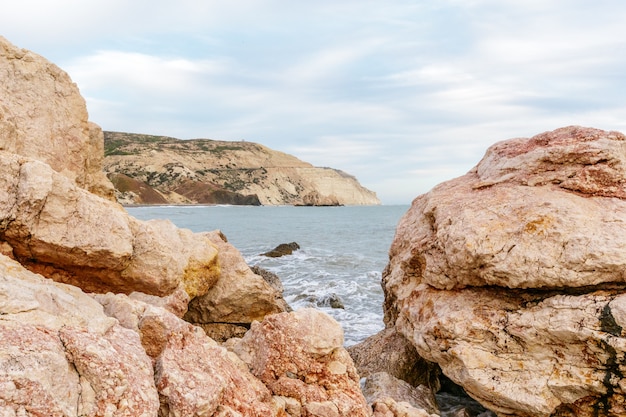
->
<box><xmin>103</xmin><ymin>131</ymin><xmax>381</xmax><ymax>206</ymax></box>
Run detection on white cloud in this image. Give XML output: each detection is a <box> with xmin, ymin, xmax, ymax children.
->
<box><xmin>4</xmin><ymin>1</ymin><xmax>626</xmax><ymax>203</ymax></box>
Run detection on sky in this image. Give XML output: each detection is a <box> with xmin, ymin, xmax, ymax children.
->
<box><xmin>2</xmin><ymin>1</ymin><xmax>626</xmax><ymax>204</ymax></box>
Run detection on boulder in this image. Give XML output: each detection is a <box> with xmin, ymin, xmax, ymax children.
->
<box><xmin>363</xmin><ymin>372</ymin><xmax>438</xmax><ymax>415</ymax></box>
<box><xmin>0</xmin><ymin>36</ymin><xmax>114</xmax><ymax>200</ymax></box>
<box><xmin>383</xmin><ymin>126</ymin><xmax>626</xmax><ymax>416</ymax></box>
<box><xmin>233</xmin><ymin>308</ymin><xmax>371</xmax><ymax>416</ymax></box>
<box><xmin>371</xmin><ymin>398</ymin><xmax>438</xmax><ymax>417</ymax></box>
<box><xmin>94</xmin><ymin>292</ymin><xmax>280</xmax><ymax>416</ymax></box>
<box><xmin>0</xmin><ymin>254</ymin><xmax>159</xmax><ymax>416</ymax></box>
<box><xmin>184</xmin><ymin>231</ymin><xmax>290</xmax><ymax>341</ymax></box>
<box><xmin>251</xmin><ymin>264</ymin><xmax>286</xmax><ymax>293</ymax></box>
<box><xmin>0</xmin><ymin>152</ymin><xmax>219</xmax><ymax>297</ymax></box>
<box><xmin>348</xmin><ymin>327</ymin><xmax>439</xmax><ymax>389</ymax></box>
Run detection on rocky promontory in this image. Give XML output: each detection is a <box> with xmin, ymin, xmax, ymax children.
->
<box><xmin>103</xmin><ymin>131</ymin><xmax>381</xmax><ymax>206</ymax></box>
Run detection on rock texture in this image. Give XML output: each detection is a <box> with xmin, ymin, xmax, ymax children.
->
<box><xmin>363</xmin><ymin>372</ymin><xmax>438</xmax><ymax>415</ymax></box>
<box><xmin>348</xmin><ymin>327</ymin><xmax>439</xmax><ymax>389</ymax></box>
<box><xmin>94</xmin><ymin>292</ymin><xmax>279</xmax><ymax>416</ymax></box>
<box><xmin>0</xmin><ymin>152</ymin><xmax>220</xmax><ymax>297</ymax></box>
<box><xmin>184</xmin><ymin>230</ymin><xmax>290</xmax><ymax>341</ymax></box>
<box><xmin>383</xmin><ymin>126</ymin><xmax>626</xmax><ymax>416</ymax></box>
<box><xmin>0</xmin><ymin>254</ymin><xmax>160</xmax><ymax>416</ymax></box>
<box><xmin>0</xmin><ymin>36</ymin><xmax>369</xmax><ymax>417</ymax></box>
<box><xmin>103</xmin><ymin>131</ymin><xmax>380</xmax><ymax>206</ymax></box>
<box><xmin>0</xmin><ymin>36</ymin><xmax>114</xmax><ymax>200</ymax></box>
<box><xmin>233</xmin><ymin>308</ymin><xmax>371</xmax><ymax>416</ymax></box>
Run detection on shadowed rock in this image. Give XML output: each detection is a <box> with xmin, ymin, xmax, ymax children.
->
<box><xmin>261</xmin><ymin>242</ymin><xmax>301</xmax><ymax>257</ymax></box>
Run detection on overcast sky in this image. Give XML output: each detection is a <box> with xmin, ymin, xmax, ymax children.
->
<box><xmin>2</xmin><ymin>1</ymin><xmax>626</xmax><ymax>204</ymax></box>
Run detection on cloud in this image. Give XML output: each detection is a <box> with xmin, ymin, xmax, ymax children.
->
<box><xmin>4</xmin><ymin>1</ymin><xmax>626</xmax><ymax>204</ymax></box>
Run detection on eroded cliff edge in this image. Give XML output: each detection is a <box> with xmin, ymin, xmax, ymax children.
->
<box><xmin>103</xmin><ymin>131</ymin><xmax>381</xmax><ymax>206</ymax></box>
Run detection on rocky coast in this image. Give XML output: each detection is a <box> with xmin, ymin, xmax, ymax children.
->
<box><xmin>4</xmin><ymin>34</ymin><xmax>626</xmax><ymax>417</ymax></box>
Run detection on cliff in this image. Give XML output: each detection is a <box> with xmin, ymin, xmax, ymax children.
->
<box><xmin>103</xmin><ymin>131</ymin><xmax>381</xmax><ymax>206</ymax></box>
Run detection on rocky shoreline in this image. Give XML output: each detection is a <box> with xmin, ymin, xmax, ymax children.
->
<box><xmin>3</xmin><ymin>35</ymin><xmax>626</xmax><ymax>416</ymax></box>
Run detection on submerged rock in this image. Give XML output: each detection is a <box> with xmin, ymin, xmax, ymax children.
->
<box><xmin>383</xmin><ymin>126</ymin><xmax>626</xmax><ymax>416</ymax></box>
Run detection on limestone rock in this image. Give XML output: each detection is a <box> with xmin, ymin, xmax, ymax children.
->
<box><xmin>0</xmin><ymin>152</ymin><xmax>219</xmax><ymax>297</ymax></box>
<box><xmin>233</xmin><ymin>308</ymin><xmax>371</xmax><ymax>417</ymax></box>
<box><xmin>348</xmin><ymin>327</ymin><xmax>439</xmax><ymax>389</ymax></box>
<box><xmin>371</xmin><ymin>398</ymin><xmax>438</xmax><ymax>417</ymax></box>
<box><xmin>184</xmin><ymin>231</ymin><xmax>289</xmax><ymax>339</ymax></box>
<box><xmin>363</xmin><ymin>372</ymin><xmax>438</xmax><ymax>415</ymax></box>
<box><xmin>103</xmin><ymin>131</ymin><xmax>380</xmax><ymax>206</ymax></box>
<box><xmin>95</xmin><ymin>292</ymin><xmax>279</xmax><ymax>416</ymax></box>
<box><xmin>0</xmin><ymin>36</ymin><xmax>114</xmax><ymax>200</ymax></box>
<box><xmin>383</xmin><ymin>126</ymin><xmax>626</xmax><ymax>416</ymax></box>
<box><xmin>250</xmin><ymin>265</ymin><xmax>285</xmax><ymax>293</ymax></box>
<box><xmin>0</xmin><ymin>254</ymin><xmax>159</xmax><ymax>416</ymax></box>
<box><xmin>128</xmin><ymin>285</ymin><xmax>191</xmax><ymax>318</ymax></box>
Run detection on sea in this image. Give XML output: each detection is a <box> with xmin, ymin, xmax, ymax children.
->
<box><xmin>126</xmin><ymin>204</ymin><xmax>410</xmax><ymax>346</ymax></box>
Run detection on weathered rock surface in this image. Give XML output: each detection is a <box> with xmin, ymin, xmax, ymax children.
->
<box><xmin>0</xmin><ymin>36</ymin><xmax>114</xmax><ymax>200</ymax></box>
<box><xmin>94</xmin><ymin>292</ymin><xmax>280</xmax><ymax>416</ymax></box>
<box><xmin>383</xmin><ymin>126</ymin><xmax>626</xmax><ymax>416</ymax></box>
<box><xmin>233</xmin><ymin>308</ymin><xmax>371</xmax><ymax>416</ymax></box>
<box><xmin>0</xmin><ymin>152</ymin><xmax>220</xmax><ymax>297</ymax></box>
<box><xmin>0</xmin><ymin>254</ymin><xmax>160</xmax><ymax>416</ymax></box>
<box><xmin>348</xmin><ymin>327</ymin><xmax>439</xmax><ymax>389</ymax></box>
<box><xmin>363</xmin><ymin>372</ymin><xmax>438</xmax><ymax>415</ymax></box>
<box><xmin>103</xmin><ymin>131</ymin><xmax>380</xmax><ymax>206</ymax></box>
<box><xmin>185</xmin><ymin>230</ymin><xmax>290</xmax><ymax>341</ymax></box>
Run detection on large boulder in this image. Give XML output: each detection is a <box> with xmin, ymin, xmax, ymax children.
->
<box><xmin>233</xmin><ymin>308</ymin><xmax>371</xmax><ymax>417</ymax></box>
<box><xmin>0</xmin><ymin>36</ymin><xmax>114</xmax><ymax>200</ymax></box>
<box><xmin>0</xmin><ymin>152</ymin><xmax>220</xmax><ymax>297</ymax></box>
<box><xmin>0</xmin><ymin>254</ymin><xmax>159</xmax><ymax>416</ymax></box>
<box><xmin>383</xmin><ymin>126</ymin><xmax>626</xmax><ymax>416</ymax></box>
<box><xmin>94</xmin><ymin>292</ymin><xmax>280</xmax><ymax>416</ymax></box>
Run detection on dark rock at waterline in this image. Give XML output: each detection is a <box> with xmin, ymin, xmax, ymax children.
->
<box><xmin>250</xmin><ymin>265</ymin><xmax>284</xmax><ymax>294</ymax></box>
<box><xmin>318</xmin><ymin>293</ymin><xmax>345</xmax><ymax>309</ymax></box>
<box><xmin>293</xmin><ymin>293</ymin><xmax>345</xmax><ymax>309</ymax></box>
<box><xmin>261</xmin><ymin>242</ymin><xmax>300</xmax><ymax>257</ymax></box>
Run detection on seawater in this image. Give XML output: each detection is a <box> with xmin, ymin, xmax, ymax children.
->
<box><xmin>126</xmin><ymin>204</ymin><xmax>409</xmax><ymax>346</ymax></box>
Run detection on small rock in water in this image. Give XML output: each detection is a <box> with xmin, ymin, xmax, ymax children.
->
<box><xmin>320</xmin><ymin>293</ymin><xmax>345</xmax><ymax>309</ymax></box>
<box><xmin>294</xmin><ymin>293</ymin><xmax>345</xmax><ymax>309</ymax></box>
<box><xmin>261</xmin><ymin>242</ymin><xmax>300</xmax><ymax>257</ymax></box>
